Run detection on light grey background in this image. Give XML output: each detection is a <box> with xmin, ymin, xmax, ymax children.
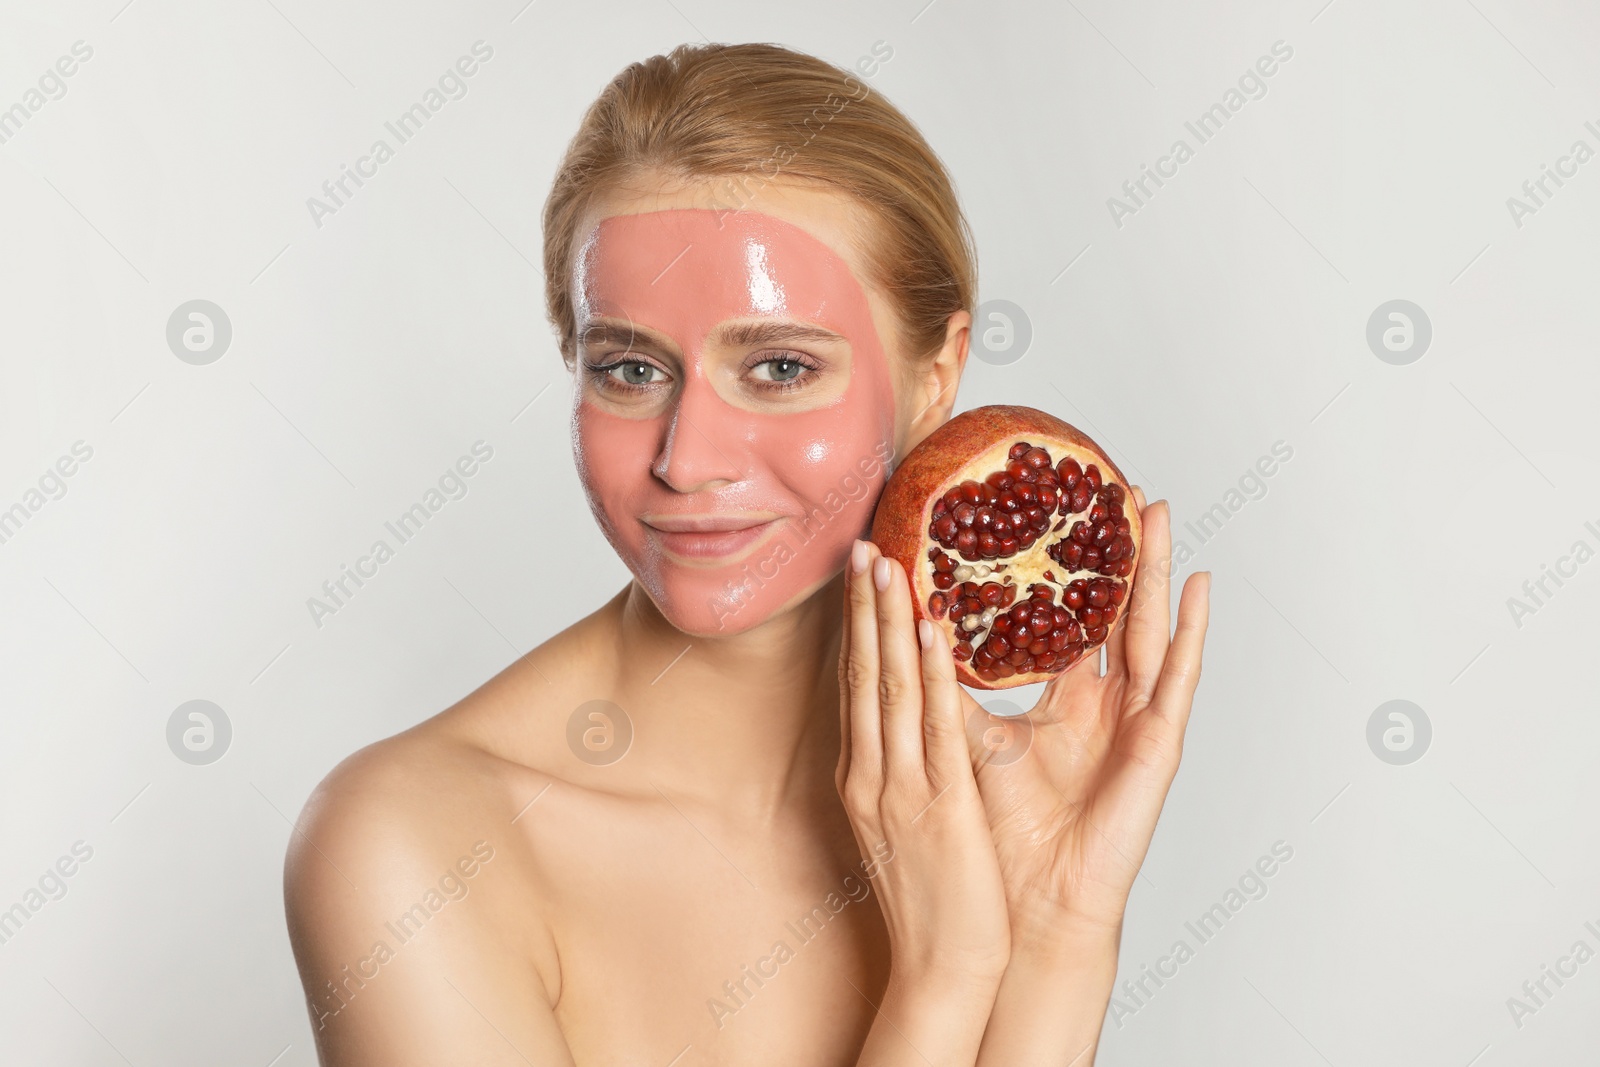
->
<box><xmin>2</xmin><ymin>0</ymin><xmax>1595</xmax><ymax>1063</ymax></box>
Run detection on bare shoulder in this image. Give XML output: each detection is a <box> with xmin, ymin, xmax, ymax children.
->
<box><xmin>284</xmin><ymin>728</ymin><xmax>511</xmax><ymax>904</ymax></box>
<box><xmin>286</xmin><ymin>596</ymin><xmax>620</xmax><ymax>908</ymax></box>
<box><xmin>282</xmin><ymin>679</ymin><xmax>581</xmax><ymax>1063</ymax></box>
<box><xmin>280</xmin><ymin>596</ymin><xmax>631</xmax><ymax>1062</ymax></box>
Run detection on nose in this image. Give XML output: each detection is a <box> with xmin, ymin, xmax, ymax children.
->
<box><xmin>651</xmin><ymin>377</ymin><xmax>746</xmax><ymax>491</ymax></box>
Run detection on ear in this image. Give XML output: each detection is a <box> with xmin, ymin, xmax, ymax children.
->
<box><xmin>904</xmin><ymin>309</ymin><xmax>970</xmax><ymax>452</ymax></box>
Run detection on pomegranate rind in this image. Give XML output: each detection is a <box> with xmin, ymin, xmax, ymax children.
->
<box><xmin>870</xmin><ymin>405</ymin><xmax>1143</xmax><ymax>691</ymax></box>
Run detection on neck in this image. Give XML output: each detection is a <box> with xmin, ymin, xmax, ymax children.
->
<box><xmin>607</xmin><ymin>573</ymin><xmax>846</xmax><ymax>822</ymax></box>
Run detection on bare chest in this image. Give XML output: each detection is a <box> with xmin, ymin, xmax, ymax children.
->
<box><xmin>528</xmin><ymin>797</ymin><xmax>889</xmax><ymax>1066</ymax></box>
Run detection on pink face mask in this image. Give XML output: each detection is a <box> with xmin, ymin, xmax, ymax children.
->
<box><xmin>570</xmin><ymin>208</ymin><xmax>899</xmax><ymax>635</ymax></box>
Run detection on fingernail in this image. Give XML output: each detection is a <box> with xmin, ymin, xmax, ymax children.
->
<box><xmin>917</xmin><ymin>618</ymin><xmax>933</xmax><ymax>648</ymax></box>
<box><xmin>851</xmin><ymin>540</ymin><xmax>869</xmax><ymax>574</ymax></box>
<box><xmin>873</xmin><ymin>556</ymin><xmax>891</xmax><ymax>591</ymax></box>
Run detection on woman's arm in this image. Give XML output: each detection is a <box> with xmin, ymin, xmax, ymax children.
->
<box><xmin>284</xmin><ymin>752</ymin><xmax>576</xmax><ymax>1066</ymax></box>
<box><xmin>838</xmin><ymin>540</ymin><xmax>1013</xmax><ymax>1065</ymax></box>
<box><xmin>968</xmin><ymin>494</ymin><xmax>1212</xmax><ymax>1064</ymax></box>
<box><xmin>974</xmin><ymin>914</ymin><xmax>1121</xmax><ymax>1065</ymax></box>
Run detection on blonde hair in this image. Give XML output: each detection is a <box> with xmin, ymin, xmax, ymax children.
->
<box><xmin>541</xmin><ymin>42</ymin><xmax>976</xmax><ymax>366</ymax></box>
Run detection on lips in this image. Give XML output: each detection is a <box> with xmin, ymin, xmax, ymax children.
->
<box><xmin>642</xmin><ymin>514</ymin><xmax>783</xmax><ymax>563</ymax></box>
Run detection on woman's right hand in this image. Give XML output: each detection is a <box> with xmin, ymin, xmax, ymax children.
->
<box><xmin>838</xmin><ymin>538</ymin><xmax>1012</xmax><ymax>1066</ymax></box>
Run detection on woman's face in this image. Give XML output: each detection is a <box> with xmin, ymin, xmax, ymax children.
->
<box><xmin>568</xmin><ymin>180</ymin><xmax>910</xmax><ymax>636</ymax></box>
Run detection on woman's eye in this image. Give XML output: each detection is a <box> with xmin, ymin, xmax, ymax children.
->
<box><xmin>606</xmin><ymin>361</ymin><xmax>666</xmax><ymax>386</ymax></box>
<box><xmin>751</xmin><ymin>356</ymin><xmax>808</xmax><ymax>383</ymax></box>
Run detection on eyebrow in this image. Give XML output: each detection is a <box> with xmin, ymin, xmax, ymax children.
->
<box><xmin>712</xmin><ymin>320</ymin><xmax>847</xmax><ymax>348</ymax></box>
<box><xmin>579</xmin><ymin>317</ymin><xmax>847</xmax><ymax>351</ymax></box>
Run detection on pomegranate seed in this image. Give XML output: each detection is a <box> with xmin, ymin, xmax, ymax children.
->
<box><xmin>991</xmin><ymin>615</ymin><xmax>1012</xmax><ymax>635</ymax></box>
<box><xmin>986</xmin><ymin>471</ymin><xmax>1011</xmax><ymax>492</ymax></box>
<box><xmin>1110</xmin><ymin>582</ymin><xmax>1127</xmax><ymax>606</ymax></box>
<box><xmin>955</xmin><ymin>529</ymin><xmax>977</xmax><ymax>554</ymax></box>
<box><xmin>933</xmin><ymin>515</ymin><xmax>958</xmax><ymax>541</ymax></box>
<box><xmin>1009</xmin><ymin>442</ymin><xmax>1030</xmax><ymax>460</ymax></box>
<box><xmin>933</xmin><ymin>552</ymin><xmax>956</xmax><ymax>572</ymax></box>
<box><xmin>933</xmin><ymin>572</ymin><xmax>955</xmax><ymax>590</ymax></box>
<box><xmin>1086</xmin><ymin>582</ymin><xmax>1109</xmax><ymax>608</ymax></box>
<box><xmin>1057</xmin><ymin>457</ymin><xmax>1082</xmax><ymax>486</ymax></box>
<box><xmin>960</xmin><ymin>480</ymin><xmax>984</xmax><ymax>504</ymax></box>
<box><xmin>928</xmin><ymin>592</ymin><xmax>948</xmax><ymax>617</ymax></box>
<box><xmin>1093</xmin><ymin>522</ymin><xmax>1116</xmax><ymax>548</ymax></box>
<box><xmin>1086</xmin><ymin>625</ymin><xmax>1108</xmax><ymax>643</ymax></box>
<box><xmin>1069</xmin><ymin>483</ymin><xmax>1092</xmax><ymax>512</ymax></box>
<box><xmin>1085</xmin><ymin>465</ymin><xmax>1101</xmax><ymax>490</ymax></box>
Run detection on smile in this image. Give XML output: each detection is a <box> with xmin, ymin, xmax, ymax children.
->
<box><xmin>641</xmin><ymin>514</ymin><xmax>785</xmax><ymax>565</ymax></box>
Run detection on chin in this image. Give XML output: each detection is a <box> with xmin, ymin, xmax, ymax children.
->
<box><xmin>636</xmin><ymin>557</ymin><xmax>844</xmax><ymax>638</ymax></box>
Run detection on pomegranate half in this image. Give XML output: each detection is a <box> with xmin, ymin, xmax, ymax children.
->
<box><xmin>871</xmin><ymin>405</ymin><xmax>1142</xmax><ymax>689</ymax></box>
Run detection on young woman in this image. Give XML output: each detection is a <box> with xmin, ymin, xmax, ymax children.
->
<box><xmin>285</xmin><ymin>41</ymin><xmax>1210</xmax><ymax>1066</ymax></box>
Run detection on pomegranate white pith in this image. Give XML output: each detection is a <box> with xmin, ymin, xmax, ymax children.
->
<box><xmin>871</xmin><ymin>406</ymin><xmax>1142</xmax><ymax>690</ymax></box>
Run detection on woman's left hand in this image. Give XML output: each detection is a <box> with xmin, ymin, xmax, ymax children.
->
<box><xmin>968</xmin><ymin>488</ymin><xmax>1211</xmax><ymax>942</ymax></box>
